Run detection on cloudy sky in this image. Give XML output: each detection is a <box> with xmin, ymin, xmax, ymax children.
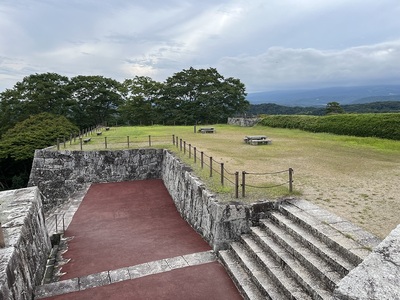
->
<box><xmin>1</xmin><ymin>0</ymin><xmax>400</xmax><ymax>93</ymax></box>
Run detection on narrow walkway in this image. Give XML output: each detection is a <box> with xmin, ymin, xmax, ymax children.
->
<box><xmin>35</xmin><ymin>251</ymin><xmax>219</xmax><ymax>299</ymax></box>
<box><xmin>35</xmin><ymin>180</ymin><xmax>242</xmax><ymax>300</ymax></box>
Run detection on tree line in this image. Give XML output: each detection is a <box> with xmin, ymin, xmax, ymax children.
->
<box><xmin>247</xmin><ymin>101</ymin><xmax>400</xmax><ymax>116</ymax></box>
<box><xmin>0</xmin><ymin>67</ymin><xmax>249</xmax><ymax>190</ymax></box>
<box><xmin>0</xmin><ymin>68</ymin><xmax>249</xmax><ymax>136</ymax></box>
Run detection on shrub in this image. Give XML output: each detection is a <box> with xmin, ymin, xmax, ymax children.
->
<box><xmin>259</xmin><ymin>113</ymin><xmax>400</xmax><ymax>140</ymax></box>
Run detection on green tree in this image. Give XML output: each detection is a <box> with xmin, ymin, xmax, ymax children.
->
<box><xmin>68</xmin><ymin>75</ymin><xmax>123</xmax><ymax>128</ymax></box>
<box><xmin>119</xmin><ymin>76</ymin><xmax>162</xmax><ymax>125</ymax></box>
<box><xmin>326</xmin><ymin>102</ymin><xmax>345</xmax><ymax>114</ymax></box>
<box><xmin>0</xmin><ymin>112</ymin><xmax>79</xmax><ymax>160</ymax></box>
<box><xmin>160</xmin><ymin>67</ymin><xmax>249</xmax><ymax>124</ymax></box>
<box><xmin>0</xmin><ymin>73</ymin><xmax>71</xmax><ymax>135</ymax></box>
<box><xmin>0</xmin><ymin>112</ymin><xmax>79</xmax><ymax>190</ymax></box>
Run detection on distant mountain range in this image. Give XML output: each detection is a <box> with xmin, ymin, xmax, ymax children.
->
<box><xmin>246</xmin><ymin>85</ymin><xmax>400</xmax><ymax>106</ymax></box>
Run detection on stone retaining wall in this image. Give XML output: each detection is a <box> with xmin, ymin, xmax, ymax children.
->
<box><xmin>26</xmin><ymin>148</ymin><xmax>399</xmax><ymax>298</ymax></box>
<box><xmin>28</xmin><ymin>149</ymin><xmax>163</xmax><ymax>211</ymax></box>
<box><xmin>227</xmin><ymin>117</ymin><xmax>260</xmax><ymax>127</ymax></box>
<box><xmin>28</xmin><ymin>148</ymin><xmax>273</xmax><ymax>250</ymax></box>
<box><xmin>161</xmin><ymin>150</ymin><xmax>275</xmax><ymax>251</ymax></box>
<box><xmin>0</xmin><ymin>187</ymin><xmax>51</xmax><ymax>300</ymax></box>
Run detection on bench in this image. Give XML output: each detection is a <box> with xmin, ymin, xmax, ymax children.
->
<box><xmin>96</xmin><ymin>132</ymin><xmax>102</xmax><ymax>136</ymax></box>
<box><xmin>83</xmin><ymin>138</ymin><xmax>91</xmax><ymax>143</ymax></box>
<box><xmin>244</xmin><ymin>135</ymin><xmax>272</xmax><ymax>145</ymax></box>
<box><xmin>198</xmin><ymin>127</ymin><xmax>215</xmax><ymax>134</ymax></box>
<box><xmin>250</xmin><ymin>139</ymin><xmax>272</xmax><ymax>145</ymax></box>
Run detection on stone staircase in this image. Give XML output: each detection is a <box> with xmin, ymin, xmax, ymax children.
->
<box><xmin>219</xmin><ymin>199</ymin><xmax>381</xmax><ymax>300</ymax></box>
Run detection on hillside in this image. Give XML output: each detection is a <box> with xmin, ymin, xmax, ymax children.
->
<box><xmin>246</xmin><ymin>85</ymin><xmax>400</xmax><ymax>106</ymax></box>
<box><xmin>248</xmin><ymin>101</ymin><xmax>400</xmax><ymax>116</ymax></box>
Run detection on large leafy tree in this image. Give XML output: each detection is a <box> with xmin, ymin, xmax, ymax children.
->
<box><xmin>68</xmin><ymin>75</ymin><xmax>123</xmax><ymax>128</ymax></box>
<box><xmin>0</xmin><ymin>73</ymin><xmax>71</xmax><ymax>135</ymax></box>
<box><xmin>0</xmin><ymin>112</ymin><xmax>79</xmax><ymax>190</ymax></box>
<box><xmin>119</xmin><ymin>76</ymin><xmax>162</xmax><ymax>125</ymax></box>
<box><xmin>326</xmin><ymin>102</ymin><xmax>345</xmax><ymax>114</ymax></box>
<box><xmin>0</xmin><ymin>112</ymin><xmax>79</xmax><ymax>160</ymax></box>
<box><xmin>160</xmin><ymin>67</ymin><xmax>249</xmax><ymax>124</ymax></box>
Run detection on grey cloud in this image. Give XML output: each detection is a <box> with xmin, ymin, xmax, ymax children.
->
<box><xmin>219</xmin><ymin>41</ymin><xmax>400</xmax><ymax>91</ymax></box>
<box><xmin>1</xmin><ymin>0</ymin><xmax>400</xmax><ymax>92</ymax></box>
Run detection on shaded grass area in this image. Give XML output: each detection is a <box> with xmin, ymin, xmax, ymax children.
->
<box><xmin>62</xmin><ymin>124</ymin><xmax>400</xmax><ymax>238</ymax></box>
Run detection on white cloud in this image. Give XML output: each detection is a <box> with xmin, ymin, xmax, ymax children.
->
<box><xmin>218</xmin><ymin>40</ymin><xmax>400</xmax><ymax>91</ymax></box>
<box><xmin>1</xmin><ymin>0</ymin><xmax>400</xmax><ymax>91</ymax></box>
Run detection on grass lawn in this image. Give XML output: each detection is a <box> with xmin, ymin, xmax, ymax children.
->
<box><xmin>61</xmin><ymin>124</ymin><xmax>400</xmax><ymax>239</ymax></box>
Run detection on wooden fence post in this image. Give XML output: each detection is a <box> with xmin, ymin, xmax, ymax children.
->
<box><xmin>210</xmin><ymin>157</ymin><xmax>213</xmax><ymax>177</ymax></box>
<box><xmin>127</xmin><ymin>136</ymin><xmax>130</xmax><ymax>148</ymax></box>
<box><xmin>242</xmin><ymin>171</ymin><xmax>246</xmax><ymax>197</ymax></box>
<box><xmin>194</xmin><ymin>147</ymin><xmax>197</xmax><ymax>163</ymax></box>
<box><xmin>221</xmin><ymin>163</ymin><xmax>224</xmax><ymax>186</ymax></box>
<box><xmin>201</xmin><ymin>152</ymin><xmax>204</xmax><ymax>169</ymax></box>
<box><xmin>235</xmin><ymin>172</ymin><xmax>239</xmax><ymax>199</ymax></box>
<box><xmin>289</xmin><ymin>168</ymin><xmax>294</xmax><ymax>193</ymax></box>
<box><xmin>80</xmin><ymin>138</ymin><xmax>83</xmax><ymax>150</ymax></box>
<box><xmin>105</xmin><ymin>137</ymin><xmax>107</xmax><ymax>149</ymax></box>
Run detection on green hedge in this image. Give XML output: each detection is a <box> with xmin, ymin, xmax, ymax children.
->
<box><xmin>259</xmin><ymin>113</ymin><xmax>400</xmax><ymax>140</ymax></box>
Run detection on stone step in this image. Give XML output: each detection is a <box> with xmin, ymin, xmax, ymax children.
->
<box><xmin>218</xmin><ymin>250</ymin><xmax>265</xmax><ymax>300</ymax></box>
<box><xmin>242</xmin><ymin>233</ymin><xmax>332</xmax><ymax>300</ymax></box>
<box><xmin>278</xmin><ymin>202</ymin><xmax>368</xmax><ymax>266</ymax></box>
<box><xmin>265</xmin><ymin>212</ymin><xmax>356</xmax><ymax>277</ymax></box>
<box><xmin>230</xmin><ymin>241</ymin><xmax>313</xmax><ymax>300</ymax></box>
<box><xmin>252</xmin><ymin>222</ymin><xmax>341</xmax><ymax>292</ymax></box>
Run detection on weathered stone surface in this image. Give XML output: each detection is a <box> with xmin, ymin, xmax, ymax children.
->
<box><xmin>80</xmin><ymin>271</ymin><xmax>110</xmax><ymax>290</ymax></box>
<box><xmin>161</xmin><ymin>150</ymin><xmax>255</xmax><ymax>251</ymax></box>
<box><xmin>0</xmin><ymin>187</ymin><xmax>51</xmax><ymax>300</ymax></box>
<box><xmin>34</xmin><ymin>278</ymin><xmax>79</xmax><ymax>299</ymax></box>
<box><xmin>227</xmin><ymin>117</ymin><xmax>260</xmax><ymax>127</ymax></box>
<box><xmin>333</xmin><ymin>224</ymin><xmax>400</xmax><ymax>300</ymax></box>
<box><xmin>28</xmin><ymin>149</ymin><xmax>164</xmax><ymax>211</ymax></box>
<box><xmin>182</xmin><ymin>250</ymin><xmax>216</xmax><ymax>266</ymax></box>
<box><xmin>109</xmin><ymin>268</ymin><xmax>130</xmax><ymax>283</ymax></box>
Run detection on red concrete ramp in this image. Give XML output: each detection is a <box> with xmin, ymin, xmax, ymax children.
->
<box><xmin>39</xmin><ymin>180</ymin><xmax>242</xmax><ymax>299</ymax></box>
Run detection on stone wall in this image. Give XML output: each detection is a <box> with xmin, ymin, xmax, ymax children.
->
<box><xmin>27</xmin><ymin>148</ymin><xmax>280</xmax><ymax>251</ymax></box>
<box><xmin>0</xmin><ymin>187</ymin><xmax>51</xmax><ymax>300</ymax></box>
<box><xmin>227</xmin><ymin>117</ymin><xmax>260</xmax><ymax>127</ymax></box>
<box><xmin>333</xmin><ymin>224</ymin><xmax>400</xmax><ymax>300</ymax></box>
<box><xmin>28</xmin><ymin>149</ymin><xmax>164</xmax><ymax>211</ymax></box>
<box><xmin>161</xmin><ymin>150</ymin><xmax>275</xmax><ymax>251</ymax></box>
<box><xmin>25</xmin><ymin>147</ymin><xmax>400</xmax><ymax>298</ymax></box>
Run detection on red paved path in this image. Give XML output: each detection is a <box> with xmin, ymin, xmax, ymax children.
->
<box><xmin>50</xmin><ymin>180</ymin><xmax>242</xmax><ymax>299</ymax></box>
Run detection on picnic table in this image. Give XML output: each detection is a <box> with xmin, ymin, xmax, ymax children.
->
<box><xmin>244</xmin><ymin>135</ymin><xmax>272</xmax><ymax>145</ymax></box>
<box><xmin>198</xmin><ymin>127</ymin><xmax>215</xmax><ymax>134</ymax></box>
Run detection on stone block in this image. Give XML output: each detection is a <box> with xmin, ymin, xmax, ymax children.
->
<box><xmin>333</xmin><ymin>224</ymin><xmax>400</xmax><ymax>300</ymax></box>
<box><xmin>80</xmin><ymin>271</ymin><xmax>110</xmax><ymax>290</ymax></box>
